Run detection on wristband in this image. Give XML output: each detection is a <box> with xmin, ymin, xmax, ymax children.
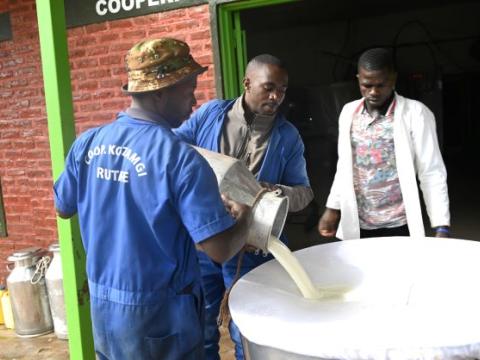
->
<box><xmin>435</xmin><ymin>226</ymin><xmax>450</xmax><ymax>234</ymax></box>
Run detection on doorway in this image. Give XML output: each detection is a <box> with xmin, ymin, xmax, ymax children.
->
<box><xmin>217</xmin><ymin>0</ymin><xmax>480</xmax><ymax>245</ymax></box>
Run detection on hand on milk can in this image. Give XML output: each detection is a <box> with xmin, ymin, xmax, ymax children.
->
<box><xmin>222</xmin><ymin>194</ymin><xmax>266</xmax><ymax>253</ymax></box>
<box><xmin>259</xmin><ymin>181</ymin><xmax>281</xmax><ymax>193</ymax></box>
<box><xmin>197</xmin><ymin>195</ymin><xmax>252</xmax><ymax>263</ymax></box>
<box><xmin>221</xmin><ymin>194</ymin><xmax>251</xmax><ymax>221</ymax></box>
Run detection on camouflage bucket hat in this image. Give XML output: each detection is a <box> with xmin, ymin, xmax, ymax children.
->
<box><xmin>122</xmin><ymin>38</ymin><xmax>207</xmax><ymax>94</ymax></box>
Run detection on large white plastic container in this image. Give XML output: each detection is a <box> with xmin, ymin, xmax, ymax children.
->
<box><xmin>230</xmin><ymin>237</ymin><xmax>480</xmax><ymax>360</ymax></box>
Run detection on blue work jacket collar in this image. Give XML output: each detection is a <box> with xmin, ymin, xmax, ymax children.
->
<box><xmin>211</xmin><ymin>97</ymin><xmax>286</xmax><ymax>179</ymax></box>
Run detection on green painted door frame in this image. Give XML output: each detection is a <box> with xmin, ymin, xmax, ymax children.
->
<box><xmin>36</xmin><ymin>1</ymin><xmax>95</xmax><ymax>359</ymax></box>
<box><xmin>217</xmin><ymin>0</ymin><xmax>298</xmax><ymax>98</ymax></box>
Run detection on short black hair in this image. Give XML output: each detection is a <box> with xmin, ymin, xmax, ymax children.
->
<box><xmin>358</xmin><ymin>48</ymin><xmax>395</xmax><ymax>73</ymax></box>
<box><xmin>246</xmin><ymin>54</ymin><xmax>287</xmax><ymax>73</ymax></box>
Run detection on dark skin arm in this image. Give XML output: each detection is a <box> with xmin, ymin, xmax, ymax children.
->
<box><xmin>317</xmin><ymin>208</ymin><xmax>450</xmax><ymax>238</ymax></box>
<box><xmin>197</xmin><ymin>195</ymin><xmax>251</xmax><ymax>263</ymax></box>
<box><xmin>259</xmin><ymin>181</ymin><xmax>279</xmax><ymax>192</ymax></box>
<box><xmin>318</xmin><ymin>208</ymin><xmax>341</xmax><ymax>238</ymax></box>
<box><xmin>57</xmin><ymin>198</ymin><xmax>251</xmax><ymax>264</ymax></box>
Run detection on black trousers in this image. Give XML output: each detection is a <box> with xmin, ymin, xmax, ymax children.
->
<box><xmin>360</xmin><ymin>224</ymin><xmax>410</xmax><ymax>238</ymax></box>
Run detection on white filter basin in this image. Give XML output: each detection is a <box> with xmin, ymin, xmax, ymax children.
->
<box><xmin>229</xmin><ymin>237</ymin><xmax>480</xmax><ymax>360</ymax></box>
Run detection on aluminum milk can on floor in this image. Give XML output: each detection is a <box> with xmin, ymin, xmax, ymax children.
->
<box><xmin>45</xmin><ymin>243</ymin><xmax>68</xmax><ymax>339</ymax></box>
<box><xmin>194</xmin><ymin>147</ymin><xmax>289</xmax><ymax>252</ymax></box>
<box><xmin>6</xmin><ymin>247</ymin><xmax>53</xmax><ymax>337</ymax></box>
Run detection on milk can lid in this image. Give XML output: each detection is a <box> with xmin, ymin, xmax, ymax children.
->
<box><xmin>7</xmin><ymin>247</ymin><xmax>42</xmax><ymax>261</ymax></box>
<box><xmin>48</xmin><ymin>242</ymin><xmax>60</xmax><ymax>252</ymax></box>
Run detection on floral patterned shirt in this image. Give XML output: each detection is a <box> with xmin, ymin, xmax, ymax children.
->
<box><xmin>351</xmin><ymin>98</ymin><xmax>407</xmax><ymax>229</ymax></box>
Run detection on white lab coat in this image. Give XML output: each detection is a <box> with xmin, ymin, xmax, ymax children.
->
<box><xmin>326</xmin><ymin>94</ymin><xmax>450</xmax><ymax>240</ymax></box>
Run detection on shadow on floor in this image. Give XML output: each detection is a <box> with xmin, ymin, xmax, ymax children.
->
<box><xmin>0</xmin><ymin>326</ymin><xmax>68</xmax><ymax>360</ymax></box>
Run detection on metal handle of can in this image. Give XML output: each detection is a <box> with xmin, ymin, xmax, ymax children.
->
<box><xmin>30</xmin><ymin>256</ymin><xmax>51</xmax><ymax>284</ymax></box>
<box><xmin>6</xmin><ymin>263</ymin><xmax>14</xmax><ymax>272</ymax></box>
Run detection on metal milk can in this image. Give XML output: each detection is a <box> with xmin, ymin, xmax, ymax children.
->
<box><xmin>6</xmin><ymin>247</ymin><xmax>53</xmax><ymax>337</ymax></box>
<box><xmin>45</xmin><ymin>242</ymin><xmax>68</xmax><ymax>339</ymax></box>
<box><xmin>194</xmin><ymin>147</ymin><xmax>289</xmax><ymax>253</ymax></box>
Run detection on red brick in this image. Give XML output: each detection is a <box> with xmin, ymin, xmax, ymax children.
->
<box><xmin>68</xmin><ymin>27</ymin><xmax>86</xmax><ymax>37</ymax></box>
<box><xmin>71</xmin><ymin>71</ymin><xmax>87</xmax><ymax>81</ymax></box>
<box><xmin>189</xmin><ymin>30</ymin><xmax>211</xmax><ymax>41</ymax></box>
<box><xmin>87</xmin><ymin>69</ymin><xmax>111</xmax><ymax>79</ymax></box>
<box><xmin>85</xmin><ymin>23</ymin><xmax>108</xmax><ymax>34</ymax></box>
<box><xmin>173</xmin><ymin>20</ymin><xmax>200</xmax><ymax>31</ymax></box>
<box><xmin>102</xmin><ymin>100</ymin><xmax>126</xmax><ymax>110</ymax></box>
<box><xmin>158</xmin><ymin>9</ymin><xmax>186</xmax><ymax>20</ymax></box>
<box><xmin>99</xmin><ymin>79</ymin><xmax>123</xmax><ymax>88</ymax></box>
<box><xmin>99</xmin><ymin>55</ymin><xmax>122</xmax><ymax>66</ymax></box>
<box><xmin>93</xmin><ymin>90</ymin><xmax>115</xmax><ymax>99</ymax></box>
<box><xmin>99</xmin><ymin>33</ymin><xmax>120</xmax><ymax>42</ymax></box>
<box><xmin>132</xmin><ymin>15</ymin><xmax>160</xmax><ymax>26</ymax></box>
<box><xmin>80</xmin><ymin>102</ymin><xmax>102</xmax><ymax>112</ymax></box>
<box><xmin>147</xmin><ymin>25</ymin><xmax>174</xmax><ymax>36</ymax></box>
<box><xmin>121</xmin><ymin>30</ymin><xmax>147</xmax><ymax>40</ymax></box>
<box><xmin>108</xmin><ymin>19</ymin><xmax>134</xmax><ymax>29</ymax></box>
<box><xmin>111</xmin><ymin>67</ymin><xmax>127</xmax><ymax>76</ymax></box>
<box><xmin>73</xmin><ymin>58</ymin><xmax>99</xmax><ymax>69</ymax></box>
<box><xmin>73</xmin><ymin>93</ymin><xmax>92</xmax><ymax>102</ymax></box>
<box><xmin>69</xmin><ymin>48</ymin><xmax>87</xmax><ymax>58</ymax></box>
<box><xmin>78</xmin><ymin>81</ymin><xmax>99</xmax><ymax>91</ymax></box>
<box><xmin>75</xmin><ymin>36</ymin><xmax>97</xmax><ymax>47</ymax></box>
<box><xmin>19</xmin><ymin>108</ymin><xmax>42</xmax><ymax>118</ymax></box>
<box><xmin>109</xmin><ymin>42</ymin><xmax>133</xmax><ymax>53</ymax></box>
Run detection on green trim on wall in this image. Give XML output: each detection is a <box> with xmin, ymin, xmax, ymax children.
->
<box><xmin>35</xmin><ymin>1</ymin><xmax>95</xmax><ymax>359</ymax></box>
<box><xmin>217</xmin><ymin>0</ymin><xmax>298</xmax><ymax>98</ymax></box>
<box><xmin>0</xmin><ymin>12</ymin><xmax>12</xmax><ymax>42</ymax></box>
<box><xmin>233</xmin><ymin>11</ymin><xmax>246</xmax><ymax>95</ymax></box>
<box><xmin>218</xmin><ymin>6</ymin><xmax>237</xmax><ymax>98</ymax></box>
<box><xmin>0</xmin><ymin>178</ymin><xmax>7</xmax><ymax>237</ymax></box>
<box><xmin>220</xmin><ymin>0</ymin><xmax>297</xmax><ymax>11</ymax></box>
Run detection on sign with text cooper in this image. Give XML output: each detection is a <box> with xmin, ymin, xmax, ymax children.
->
<box><xmin>65</xmin><ymin>0</ymin><xmax>208</xmax><ymax>28</ymax></box>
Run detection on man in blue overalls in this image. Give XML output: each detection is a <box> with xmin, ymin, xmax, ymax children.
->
<box><xmin>175</xmin><ymin>54</ymin><xmax>314</xmax><ymax>360</ymax></box>
<box><xmin>54</xmin><ymin>38</ymin><xmax>258</xmax><ymax>360</ymax></box>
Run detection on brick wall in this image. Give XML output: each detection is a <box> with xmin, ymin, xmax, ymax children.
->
<box><xmin>0</xmin><ymin>0</ymin><xmax>215</xmax><ymax>283</ymax></box>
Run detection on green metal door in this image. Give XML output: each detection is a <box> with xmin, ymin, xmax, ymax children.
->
<box><xmin>218</xmin><ymin>0</ymin><xmax>298</xmax><ymax>98</ymax></box>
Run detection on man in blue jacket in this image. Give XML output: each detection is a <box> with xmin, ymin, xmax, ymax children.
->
<box><xmin>175</xmin><ymin>54</ymin><xmax>314</xmax><ymax>360</ymax></box>
<box><xmin>54</xmin><ymin>38</ymin><xmax>256</xmax><ymax>360</ymax></box>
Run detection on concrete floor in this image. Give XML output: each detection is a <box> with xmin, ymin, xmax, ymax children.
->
<box><xmin>0</xmin><ymin>324</ymin><xmax>235</xmax><ymax>360</ymax></box>
<box><xmin>0</xmin><ymin>326</ymin><xmax>69</xmax><ymax>360</ymax></box>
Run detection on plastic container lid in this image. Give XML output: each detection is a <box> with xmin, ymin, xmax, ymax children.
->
<box><xmin>48</xmin><ymin>242</ymin><xmax>60</xmax><ymax>252</ymax></box>
<box><xmin>229</xmin><ymin>237</ymin><xmax>480</xmax><ymax>359</ymax></box>
<box><xmin>7</xmin><ymin>247</ymin><xmax>42</xmax><ymax>262</ymax></box>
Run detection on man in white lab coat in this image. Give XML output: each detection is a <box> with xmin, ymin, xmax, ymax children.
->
<box><xmin>318</xmin><ymin>47</ymin><xmax>450</xmax><ymax>240</ymax></box>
